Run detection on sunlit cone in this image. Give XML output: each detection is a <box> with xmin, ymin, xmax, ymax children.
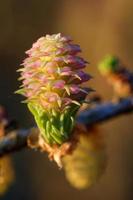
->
<box><xmin>17</xmin><ymin>33</ymin><xmax>92</xmax><ymax>146</ymax></box>
<box><xmin>0</xmin><ymin>156</ymin><xmax>14</xmax><ymax>195</ymax></box>
<box><xmin>63</xmin><ymin>128</ymin><xmax>107</xmax><ymax>189</ymax></box>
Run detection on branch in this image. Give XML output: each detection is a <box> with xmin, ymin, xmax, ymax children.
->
<box><xmin>77</xmin><ymin>97</ymin><xmax>133</xmax><ymax>125</ymax></box>
<box><xmin>0</xmin><ymin>97</ymin><xmax>133</xmax><ymax>156</ymax></box>
<box><xmin>0</xmin><ymin>129</ymin><xmax>31</xmax><ymax>156</ymax></box>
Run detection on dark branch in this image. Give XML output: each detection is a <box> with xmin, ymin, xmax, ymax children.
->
<box><xmin>77</xmin><ymin>98</ymin><xmax>133</xmax><ymax>125</ymax></box>
<box><xmin>0</xmin><ymin>97</ymin><xmax>133</xmax><ymax>156</ymax></box>
<box><xmin>0</xmin><ymin>129</ymin><xmax>31</xmax><ymax>156</ymax></box>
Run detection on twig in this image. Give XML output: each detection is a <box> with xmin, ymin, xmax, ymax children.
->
<box><xmin>0</xmin><ymin>129</ymin><xmax>31</xmax><ymax>156</ymax></box>
<box><xmin>0</xmin><ymin>97</ymin><xmax>133</xmax><ymax>156</ymax></box>
<box><xmin>77</xmin><ymin>97</ymin><xmax>133</xmax><ymax>125</ymax></box>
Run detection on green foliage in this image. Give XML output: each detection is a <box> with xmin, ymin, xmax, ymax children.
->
<box><xmin>28</xmin><ymin>102</ymin><xmax>80</xmax><ymax>145</ymax></box>
<box><xmin>98</xmin><ymin>55</ymin><xmax>119</xmax><ymax>75</ymax></box>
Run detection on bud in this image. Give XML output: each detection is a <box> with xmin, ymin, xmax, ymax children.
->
<box><xmin>17</xmin><ymin>33</ymin><xmax>91</xmax><ymax>146</ymax></box>
<box><xmin>98</xmin><ymin>55</ymin><xmax>119</xmax><ymax>75</ymax></box>
<box><xmin>98</xmin><ymin>55</ymin><xmax>133</xmax><ymax>97</ymax></box>
<box><xmin>63</xmin><ymin>127</ymin><xmax>106</xmax><ymax>189</ymax></box>
<box><xmin>0</xmin><ymin>106</ymin><xmax>14</xmax><ymax>195</ymax></box>
<box><xmin>0</xmin><ymin>156</ymin><xmax>14</xmax><ymax>196</ymax></box>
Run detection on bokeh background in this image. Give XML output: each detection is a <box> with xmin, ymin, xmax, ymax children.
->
<box><xmin>0</xmin><ymin>0</ymin><xmax>133</xmax><ymax>199</ymax></box>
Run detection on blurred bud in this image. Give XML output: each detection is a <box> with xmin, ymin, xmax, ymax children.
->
<box><xmin>0</xmin><ymin>106</ymin><xmax>8</xmax><ymax>137</ymax></box>
<box><xmin>98</xmin><ymin>55</ymin><xmax>119</xmax><ymax>75</ymax></box>
<box><xmin>0</xmin><ymin>156</ymin><xmax>14</xmax><ymax>195</ymax></box>
<box><xmin>98</xmin><ymin>55</ymin><xmax>133</xmax><ymax>98</ymax></box>
<box><xmin>63</xmin><ymin>127</ymin><xmax>107</xmax><ymax>189</ymax></box>
<box><xmin>0</xmin><ymin>106</ymin><xmax>15</xmax><ymax>195</ymax></box>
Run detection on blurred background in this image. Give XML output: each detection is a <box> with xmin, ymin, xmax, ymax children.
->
<box><xmin>0</xmin><ymin>0</ymin><xmax>133</xmax><ymax>199</ymax></box>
